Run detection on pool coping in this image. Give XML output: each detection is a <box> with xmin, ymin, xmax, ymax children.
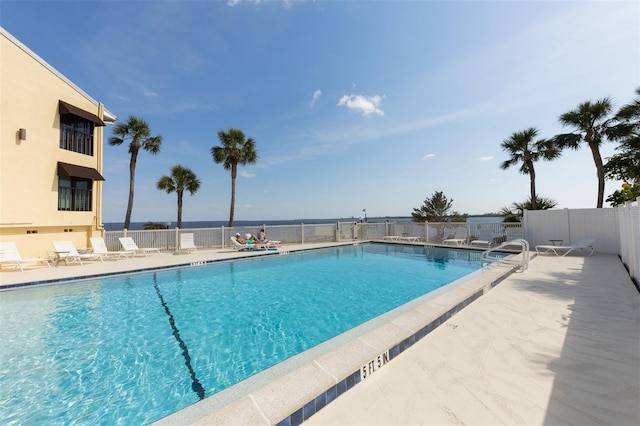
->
<box><xmin>153</xmin><ymin>247</ymin><xmax>520</xmax><ymax>426</ymax></box>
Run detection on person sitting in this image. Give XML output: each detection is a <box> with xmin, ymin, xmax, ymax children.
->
<box><xmin>257</xmin><ymin>228</ymin><xmax>269</xmax><ymax>243</ymax></box>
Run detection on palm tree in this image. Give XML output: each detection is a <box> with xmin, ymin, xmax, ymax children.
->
<box><xmin>108</xmin><ymin>116</ymin><xmax>162</xmax><ymax>229</ymax></box>
<box><xmin>554</xmin><ymin>98</ymin><xmax>619</xmax><ymax>208</ymax></box>
<box><xmin>211</xmin><ymin>128</ymin><xmax>258</xmax><ymax>227</ymax></box>
<box><xmin>500</xmin><ymin>128</ymin><xmax>560</xmax><ymax>210</ymax></box>
<box><xmin>500</xmin><ymin>196</ymin><xmax>558</xmax><ymax>222</ymax></box>
<box><xmin>157</xmin><ymin>165</ymin><xmax>201</xmax><ymax>228</ymax></box>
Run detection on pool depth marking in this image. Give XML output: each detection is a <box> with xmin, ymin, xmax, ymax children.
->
<box><xmin>361</xmin><ymin>350</ymin><xmax>390</xmax><ymax>379</ymax></box>
<box><xmin>152</xmin><ymin>272</ymin><xmax>206</xmax><ymax>400</ymax></box>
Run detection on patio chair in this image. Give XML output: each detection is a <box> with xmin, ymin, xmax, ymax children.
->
<box><xmin>52</xmin><ymin>240</ymin><xmax>104</xmax><ymax>265</ymax></box>
<box><xmin>90</xmin><ymin>237</ymin><xmax>134</xmax><ymax>259</ymax></box>
<box><xmin>179</xmin><ymin>233</ymin><xmax>197</xmax><ymax>253</ymax></box>
<box><xmin>0</xmin><ymin>242</ymin><xmax>50</xmax><ymax>272</ymax></box>
<box><xmin>535</xmin><ymin>237</ymin><xmax>598</xmax><ymax>257</ymax></box>
<box><xmin>118</xmin><ymin>237</ymin><xmax>161</xmax><ymax>256</ymax></box>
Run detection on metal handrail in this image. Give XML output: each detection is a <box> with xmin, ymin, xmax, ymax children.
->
<box><xmin>482</xmin><ymin>238</ymin><xmax>530</xmax><ymax>272</ymax></box>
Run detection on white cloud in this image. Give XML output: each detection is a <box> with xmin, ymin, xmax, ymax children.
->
<box><xmin>144</xmin><ymin>90</ymin><xmax>159</xmax><ymax>97</ymax></box>
<box><xmin>309</xmin><ymin>89</ymin><xmax>322</xmax><ymax>108</ymax></box>
<box><xmin>421</xmin><ymin>154</ymin><xmax>435</xmax><ymax>160</ymax></box>
<box><xmin>337</xmin><ymin>94</ymin><xmax>385</xmax><ymax>116</ymax></box>
<box><xmin>475</xmin><ymin>156</ymin><xmax>494</xmax><ymax>162</ymax></box>
<box><xmin>239</xmin><ymin>170</ymin><xmax>256</xmax><ymax>178</ymax></box>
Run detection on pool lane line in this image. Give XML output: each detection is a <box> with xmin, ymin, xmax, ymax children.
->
<box><xmin>153</xmin><ymin>272</ymin><xmax>206</xmax><ymax>400</ymax></box>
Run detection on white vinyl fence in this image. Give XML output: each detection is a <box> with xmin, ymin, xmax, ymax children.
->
<box><xmin>616</xmin><ymin>199</ymin><xmax>639</xmax><ymax>286</ymax></box>
<box><xmin>523</xmin><ymin>208</ymin><xmax>621</xmax><ymax>254</ymax></box>
<box><xmin>523</xmin><ymin>200</ymin><xmax>639</xmax><ymax>286</ymax></box>
<box><xmin>103</xmin><ymin>221</ymin><xmax>523</xmax><ymax>251</ymax></box>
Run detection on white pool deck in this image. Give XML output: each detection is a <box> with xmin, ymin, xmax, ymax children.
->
<box><xmin>1</xmin><ymin>242</ymin><xmax>638</xmax><ymax>426</ymax></box>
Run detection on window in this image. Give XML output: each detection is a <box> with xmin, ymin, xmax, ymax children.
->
<box><xmin>60</xmin><ymin>114</ymin><xmax>94</xmax><ymax>156</ymax></box>
<box><xmin>58</xmin><ymin>176</ymin><xmax>92</xmax><ymax>211</ymax></box>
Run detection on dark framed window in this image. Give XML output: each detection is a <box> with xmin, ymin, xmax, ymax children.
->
<box><xmin>58</xmin><ymin>176</ymin><xmax>92</xmax><ymax>211</ymax></box>
<box><xmin>60</xmin><ymin>115</ymin><xmax>94</xmax><ymax>156</ymax></box>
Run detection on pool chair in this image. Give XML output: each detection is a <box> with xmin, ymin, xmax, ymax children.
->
<box><xmin>90</xmin><ymin>237</ymin><xmax>134</xmax><ymax>259</ymax></box>
<box><xmin>0</xmin><ymin>242</ymin><xmax>51</xmax><ymax>272</ymax></box>
<box><xmin>443</xmin><ymin>227</ymin><xmax>467</xmax><ymax>246</ymax></box>
<box><xmin>229</xmin><ymin>237</ymin><xmax>277</xmax><ymax>252</ymax></box>
<box><xmin>179</xmin><ymin>233</ymin><xmax>197</xmax><ymax>253</ymax></box>
<box><xmin>535</xmin><ymin>237</ymin><xmax>598</xmax><ymax>257</ymax></box>
<box><xmin>118</xmin><ymin>237</ymin><xmax>161</xmax><ymax>257</ymax></box>
<box><xmin>52</xmin><ymin>241</ymin><xmax>104</xmax><ymax>265</ymax></box>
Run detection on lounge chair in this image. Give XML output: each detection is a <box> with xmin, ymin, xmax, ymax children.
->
<box><xmin>179</xmin><ymin>233</ymin><xmax>197</xmax><ymax>253</ymax></box>
<box><xmin>0</xmin><ymin>242</ymin><xmax>51</xmax><ymax>272</ymax></box>
<box><xmin>90</xmin><ymin>237</ymin><xmax>133</xmax><ymax>259</ymax></box>
<box><xmin>535</xmin><ymin>237</ymin><xmax>598</xmax><ymax>257</ymax></box>
<box><xmin>118</xmin><ymin>237</ymin><xmax>161</xmax><ymax>256</ymax></box>
<box><xmin>470</xmin><ymin>230</ymin><xmax>496</xmax><ymax>248</ymax></box>
<box><xmin>443</xmin><ymin>227</ymin><xmax>467</xmax><ymax>246</ymax></box>
<box><xmin>229</xmin><ymin>237</ymin><xmax>277</xmax><ymax>252</ymax></box>
<box><xmin>53</xmin><ymin>240</ymin><xmax>104</xmax><ymax>265</ymax></box>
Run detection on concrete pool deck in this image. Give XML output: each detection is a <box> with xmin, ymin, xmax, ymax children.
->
<box><xmin>1</xmin><ymin>243</ymin><xmax>638</xmax><ymax>425</ymax></box>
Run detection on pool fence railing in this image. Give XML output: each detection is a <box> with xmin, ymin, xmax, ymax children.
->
<box><xmin>102</xmin><ymin>221</ymin><xmax>524</xmax><ymax>253</ymax></box>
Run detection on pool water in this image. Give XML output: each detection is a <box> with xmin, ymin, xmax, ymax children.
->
<box><xmin>0</xmin><ymin>243</ymin><xmax>487</xmax><ymax>425</ymax></box>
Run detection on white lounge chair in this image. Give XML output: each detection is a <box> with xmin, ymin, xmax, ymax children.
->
<box><xmin>90</xmin><ymin>237</ymin><xmax>133</xmax><ymax>259</ymax></box>
<box><xmin>443</xmin><ymin>227</ymin><xmax>467</xmax><ymax>246</ymax></box>
<box><xmin>0</xmin><ymin>242</ymin><xmax>50</xmax><ymax>272</ymax></box>
<box><xmin>53</xmin><ymin>240</ymin><xmax>104</xmax><ymax>265</ymax></box>
<box><xmin>179</xmin><ymin>233</ymin><xmax>197</xmax><ymax>253</ymax></box>
<box><xmin>118</xmin><ymin>237</ymin><xmax>161</xmax><ymax>256</ymax></box>
<box><xmin>470</xmin><ymin>229</ymin><xmax>495</xmax><ymax>248</ymax></box>
<box><xmin>229</xmin><ymin>237</ymin><xmax>277</xmax><ymax>252</ymax></box>
<box><xmin>535</xmin><ymin>237</ymin><xmax>598</xmax><ymax>257</ymax></box>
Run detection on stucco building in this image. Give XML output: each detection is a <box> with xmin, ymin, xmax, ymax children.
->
<box><xmin>1</xmin><ymin>27</ymin><xmax>116</xmax><ymax>258</ymax></box>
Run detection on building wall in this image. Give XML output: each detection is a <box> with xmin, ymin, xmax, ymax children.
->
<box><xmin>0</xmin><ymin>28</ymin><xmax>113</xmax><ymax>258</ymax></box>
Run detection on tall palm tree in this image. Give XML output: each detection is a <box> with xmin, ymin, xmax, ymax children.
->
<box><xmin>211</xmin><ymin>128</ymin><xmax>258</xmax><ymax>227</ymax></box>
<box><xmin>500</xmin><ymin>128</ymin><xmax>560</xmax><ymax>210</ymax></box>
<box><xmin>157</xmin><ymin>165</ymin><xmax>201</xmax><ymax>228</ymax></box>
<box><xmin>108</xmin><ymin>116</ymin><xmax>162</xmax><ymax>229</ymax></box>
<box><xmin>554</xmin><ymin>98</ymin><xmax>618</xmax><ymax>208</ymax></box>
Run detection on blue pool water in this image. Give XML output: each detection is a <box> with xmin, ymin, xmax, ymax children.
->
<box><xmin>0</xmin><ymin>244</ymin><xmax>487</xmax><ymax>425</ymax></box>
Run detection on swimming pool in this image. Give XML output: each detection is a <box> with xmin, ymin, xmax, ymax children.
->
<box><xmin>0</xmin><ymin>243</ymin><xmax>491</xmax><ymax>424</ymax></box>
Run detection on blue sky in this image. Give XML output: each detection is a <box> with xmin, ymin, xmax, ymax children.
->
<box><xmin>2</xmin><ymin>1</ymin><xmax>638</xmax><ymax>223</ymax></box>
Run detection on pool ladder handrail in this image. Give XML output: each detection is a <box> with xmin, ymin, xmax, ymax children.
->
<box><xmin>482</xmin><ymin>238</ymin><xmax>530</xmax><ymax>272</ymax></box>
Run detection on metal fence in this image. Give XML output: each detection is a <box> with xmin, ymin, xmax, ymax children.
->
<box><xmin>103</xmin><ymin>221</ymin><xmax>523</xmax><ymax>252</ymax></box>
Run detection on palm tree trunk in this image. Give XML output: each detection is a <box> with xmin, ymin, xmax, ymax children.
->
<box><xmin>125</xmin><ymin>150</ymin><xmax>139</xmax><ymax>229</ymax></box>
<box><xmin>528</xmin><ymin>161</ymin><xmax>537</xmax><ymax>210</ymax></box>
<box><xmin>229</xmin><ymin>164</ymin><xmax>237</xmax><ymax>227</ymax></box>
<box><xmin>177</xmin><ymin>189</ymin><xmax>183</xmax><ymax>228</ymax></box>
<box><xmin>589</xmin><ymin>142</ymin><xmax>605</xmax><ymax>208</ymax></box>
